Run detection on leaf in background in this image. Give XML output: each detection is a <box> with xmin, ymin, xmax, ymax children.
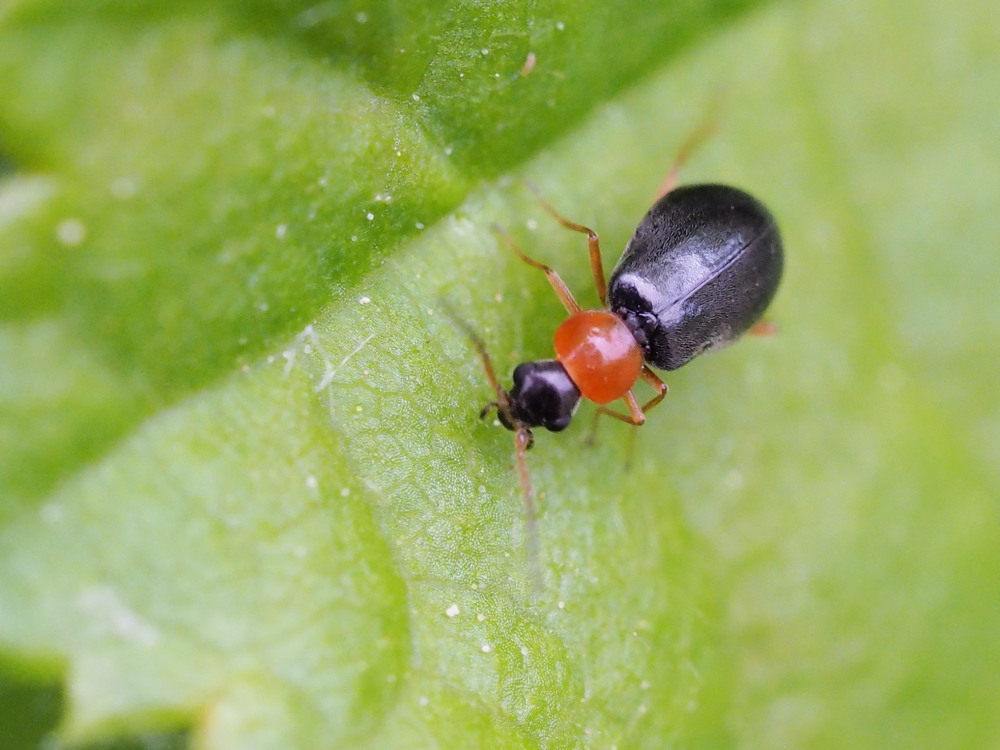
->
<box><xmin>1</xmin><ymin>0</ymin><xmax>999</xmax><ymax>748</ymax></box>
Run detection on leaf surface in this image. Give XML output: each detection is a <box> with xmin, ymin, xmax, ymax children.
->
<box><xmin>1</xmin><ymin>0</ymin><xmax>998</xmax><ymax>748</ymax></box>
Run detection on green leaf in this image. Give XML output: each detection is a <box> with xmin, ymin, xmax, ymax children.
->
<box><xmin>2</xmin><ymin>0</ymin><xmax>999</xmax><ymax>748</ymax></box>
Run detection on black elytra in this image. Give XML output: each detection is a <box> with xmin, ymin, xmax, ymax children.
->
<box><xmin>608</xmin><ymin>183</ymin><xmax>783</xmax><ymax>371</ymax></box>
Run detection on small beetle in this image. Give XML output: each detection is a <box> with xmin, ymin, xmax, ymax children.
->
<box><xmin>465</xmin><ymin>181</ymin><xmax>783</xmax><ymax>509</ymax></box>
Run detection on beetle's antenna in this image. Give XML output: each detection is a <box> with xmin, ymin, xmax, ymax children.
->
<box><xmin>441</xmin><ymin>303</ymin><xmax>511</xmax><ymax>413</ymax></box>
<box><xmin>514</xmin><ymin>427</ymin><xmax>542</xmax><ymax>591</ymax></box>
<box><xmin>442</xmin><ymin>301</ymin><xmax>543</xmax><ymax>591</ymax></box>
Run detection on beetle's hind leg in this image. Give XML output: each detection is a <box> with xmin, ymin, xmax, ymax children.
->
<box><xmin>749</xmin><ymin>320</ymin><xmax>779</xmax><ymax>337</ymax></box>
<box><xmin>655</xmin><ymin>98</ymin><xmax>724</xmax><ymax>200</ymax></box>
<box><xmin>636</xmin><ymin>366</ymin><xmax>669</xmax><ymax>412</ymax></box>
<box><xmin>591</xmin><ymin>369</ymin><xmax>669</xmax><ymax>427</ymax></box>
<box><xmin>585</xmin><ymin>367</ymin><xmax>669</xmax><ymax>447</ymax></box>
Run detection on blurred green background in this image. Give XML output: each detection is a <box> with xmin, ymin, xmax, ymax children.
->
<box><xmin>1</xmin><ymin>0</ymin><xmax>998</xmax><ymax>748</ymax></box>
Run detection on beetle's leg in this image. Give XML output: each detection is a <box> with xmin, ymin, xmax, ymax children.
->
<box><xmin>749</xmin><ymin>319</ymin><xmax>779</xmax><ymax>337</ymax></box>
<box><xmin>584</xmin><ymin>406</ymin><xmax>604</xmax><ymax>447</ymax></box>
<box><xmin>492</xmin><ymin>224</ymin><xmax>581</xmax><ymax>314</ymax></box>
<box><xmin>514</xmin><ymin>427</ymin><xmax>542</xmax><ymax>591</ymax></box>
<box><xmin>585</xmin><ymin>390</ymin><xmax>641</xmax><ymax>447</ymax></box>
<box><xmin>589</xmin><ymin>368</ymin><xmax>668</xmax><ymax>431</ymax></box>
<box><xmin>526</xmin><ymin>183</ymin><xmax>608</xmax><ymax>305</ymax></box>
<box><xmin>593</xmin><ymin>390</ymin><xmax>647</xmax><ymax>426</ymax></box>
<box><xmin>655</xmin><ymin>101</ymin><xmax>722</xmax><ymax>200</ymax></box>
<box><xmin>587</xmin><ymin>391</ymin><xmax>654</xmax><ymax>467</ymax></box>
<box><xmin>637</xmin><ymin>366</ymin><xmax>669</xmax><ymax>414</ymax></box>
<box><xmin>444</xmin><ymin>305</ymin><xmax>512</xmax><ymax>408</ymax></box>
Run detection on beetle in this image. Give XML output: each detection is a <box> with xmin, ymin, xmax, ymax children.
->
<box><xmin>464</xmin><ymin>181</ymin><xmax>783</xmax><ymax>511</ymax></box>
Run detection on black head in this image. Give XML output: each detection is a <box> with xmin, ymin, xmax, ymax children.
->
<box><xmin>492</xmin><ymin>359</ymin><xmax>580</xmax><ymax>434</ymax></box>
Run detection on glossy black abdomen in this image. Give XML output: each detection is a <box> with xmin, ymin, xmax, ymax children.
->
<box><xmin>607</xmin><ymin>184</ymin><xmax>783</xmax><ymax>371</ymax></box>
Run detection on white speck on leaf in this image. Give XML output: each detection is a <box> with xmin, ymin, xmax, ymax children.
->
<box><xmin>39</xmin><ymin>504</ymin><xmax>63</xmax><ymax>524</ymax></box>
<box><xmin>110</xmin><ymin>177</ymin><xmax>136</xmax><ymax>200</ymax></box>
<box><xmin>521</xmin><ymin>52</ymin><xmax>537</xmax><ymax>76</ymax></box>
<box><xmin>445</xmin><ymin>604</ymin><xmax>460</xmax><ymax>618</ymax></box>
<box><xmin>275</xmin><ymin>223</ymin><xmax>287</xmax><ymax>239</ymax></box>
<box><xmin>56</xmin><ymin>218</ymin><xmax>86</xmax><ymax>246</ymax></box>
<box><xmin>481</xmin><ymin>643</ymin><xmax>492</xmax><ymax>653</ymax></box>
<box><xmin>722</xmin><ymin>469</ymin><xmax>744</xmax><ymax>491</ymax></box>
<box><xmin>313</xmin><ymin>332</ymin><xmax>375</xmax><ymax>392</ymax></box>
